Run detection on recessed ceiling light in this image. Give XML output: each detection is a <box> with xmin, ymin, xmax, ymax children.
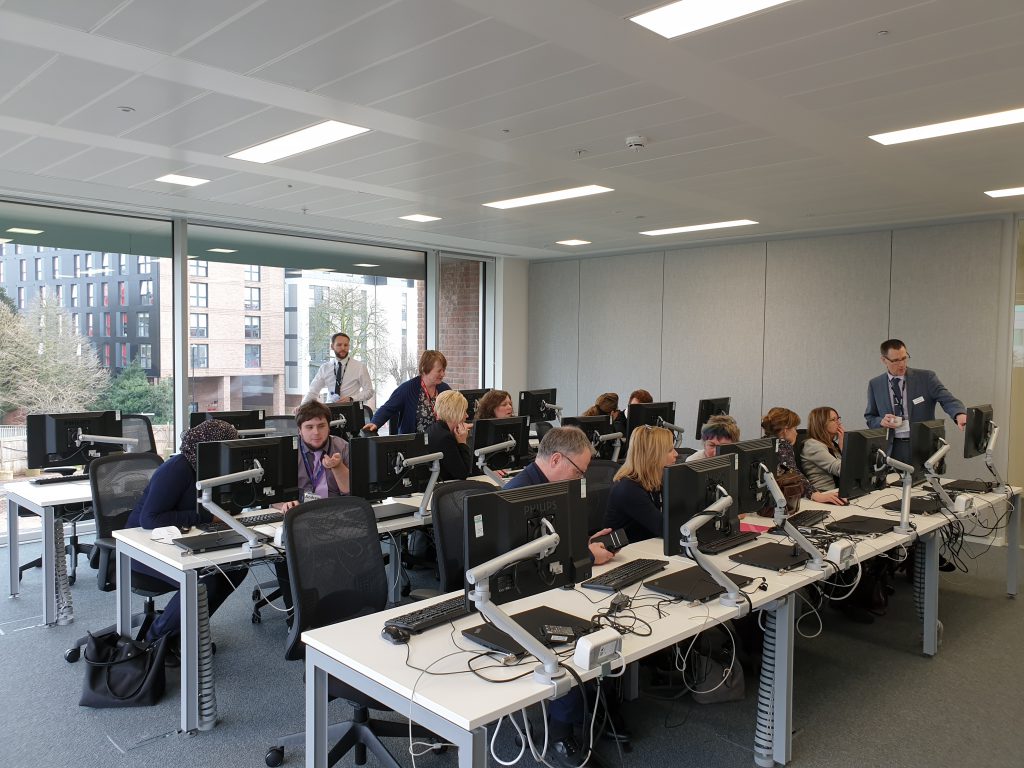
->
<box><xmin>640</xmin><ymin>219</ymin><xmax>758</xmax><ymax>236</ymax></box>
<box><xmin>556</xmin><ymin>239</ymin><xmax>591</xmax><ymax>246</ymax></box>
<box><xmin>353</xmin><ymin>263</ymin><xmax>379</xmax><ymax>268</ymax></box>
<box><xmin>483</xmin><ymin>185</ymin><xmax>613</xmax><ymax>209</ymax></box>
<box><xmin>399</xmin><ymin>214</ymin><xmax>442</xmax><ymax>222</ymax></box>
<box><xmin>6</xmin><ymin>227</ymin><xmax>43</xmax><ymax>235</ymax></box>
<box><xmin>155</xmin><ymin>173</ymin><xmax>210</xmax><ymax>187</ymax></box>
<box><xmin>984</xmin><ymin>186</ymin><xmax>1024</xmax><ymax>198</ymax></box>
<box><xmin>630</xmin><ymin>0</ymin><xmax>794</xmax><ymax>39</ymax></box>
<box><xmin>869</xmin><ymin>106</ymin><xmax>1024</xmax><ymax>145</ymax></box>
<box><xmin>207</xmin><ymin>248</ymin><xmax>237</xmax><ymax>253</ymax></box>
<box><xmin>228</xmin><ymin>120</ymin><xmax>370</xmax><ymax>163</ymax></box>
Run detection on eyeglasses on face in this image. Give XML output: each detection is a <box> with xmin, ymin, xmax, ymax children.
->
<box><xmin>558</xmin><ymin>452</ymin><xmax>586</xmax><ymax>478</ymax></box>
<box><xmin>884</xmin><ymin>354</ymin><xmax>910</xmax><ymax>364</ymax></box>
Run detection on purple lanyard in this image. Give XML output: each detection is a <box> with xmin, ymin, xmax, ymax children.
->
<box><xmin>300</xmin><ymin>443</ymin><xmax>325</xmax><ymax>488</ymax></box>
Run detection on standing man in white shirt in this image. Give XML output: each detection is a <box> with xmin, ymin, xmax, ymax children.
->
<box><xmin>302</xmin><ymin>332</ymin><xmax>375</xmax><ymax>406</ymax></box>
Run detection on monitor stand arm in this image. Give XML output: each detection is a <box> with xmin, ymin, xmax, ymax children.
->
<box><xmin>656</xmin><ymin>418</ymin><xmax>686</xmax><ymax>448</ymax></box>
<box><xmin>595</xmin><ymin>431</ymin><xmax>624</xmax><ymax>462</ymax></box>
<box><xmin>883</xmin><ymin>453</ymin><xmax>916</xmax><ymax>535</ymax></box>
<box><xmin>923</xmin><ymin>440</ymin><xmax>958</xmax><ymax>513</ymax></box>
<box><xmin>195</xmin><ymin>461</ymin><xmax>268</xmax><ymax>554</ymax></box>
<box><xmin>466</xmin><ymin>518</ymin><xmax>571</xmax><ymax>697</ymax></box>
<box><xmin>474</xmin><ymin>438</ymin><xmax>517</xmax><ymax>487</ymax></box>
<box><xmin>540</xmin><ymin>401</ymin><xmax>564</xmax><ymax>426</ymax></box>
<box><xmin>679</xmin><ymin>490</ymin><xmax>749</xmax><ymax>614</ymax></box>
<box><xmin>985</xmin><ymin>425</ymin><xmax>1005</xmax><ymax>490</ymax></box>
<box><xmin>758</xmin><ymin>464</ymin><xmax>829</xmax><ymax>572</ymax></box>
<box><xmin>76</xmin><ymin>431</ymin><xmax>139</xmax><ymax>453</ymax></box>
<box><xmin>397</xmin><ymin>452</ymin><xmax>444</xmax><ymax>518</ymax></box>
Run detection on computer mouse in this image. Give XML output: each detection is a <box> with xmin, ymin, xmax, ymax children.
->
<box><xmin>381</xmin><ymin>625</ymin><xmax>411</xmax><ymax>645</ymax></box>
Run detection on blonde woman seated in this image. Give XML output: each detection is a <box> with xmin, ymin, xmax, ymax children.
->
<box><xmin>474</xmin><ymin>389</ymin><xmax>515</xmax><ymax>420</ymax></box>
<box><xmin>605</xmin><ymin>425</ymin><xmax>678</xmax><ymax>542</ymax></box>
<box><xmin>687</xmin><ymin>414</ymin><xmax>740</xmax><ymax>462</ymax></box>
<box><xmin>425</xmin><ymin>390</ymin><xmax>474</xmax><ymax>481</ymax></box>
<box><xmin>801</xmin><ymin>407</ymin><xmax>844</xmax><ymax>493</ymax></box>
<box><xmin>761</xmin><ymin>407</ymin><xmax>845</xmax><ymax>505</ymax></box>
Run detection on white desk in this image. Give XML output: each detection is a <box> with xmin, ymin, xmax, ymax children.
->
<box><xmin>302</xmin><ymin>543</ymin><xmax>819</xmax><ymax>768</ymax></box>
<box><xmin>6</xmin><ymin>478</ymin><xmax>91</xmax><ymax>626</ymax></box>
<box><xmin>113</xmin><ymin>500</ymin><xmax>437</xmax><ymax>735</ymax></box>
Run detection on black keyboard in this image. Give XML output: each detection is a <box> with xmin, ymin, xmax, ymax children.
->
<box><xmin>789</xmin><ymin>509</ymin><xmax>828</xmax><ymax>528</ymax></box>
<box><xmin>698</xmin><ymin>531</ymin><xmax>758</xmax><ymax>555</ymax></box>
<box><xmin>197</xmin><ymin>511</ymin><xmax>284</xmax><ymax>533</ymax></box>
<box><xmin>31</xmin><ymin>474</ymin><xmax>87</xmax><ymax>485</ymax></box>
<box><xmin>581</xmin><ymin>558</ymin><xmax>668</xmax><ymax>592</ymax></box>
<box><xmin>384</xmin><ymin>596</ymin><xmax>470</xmax><ymax>633</ymax></box>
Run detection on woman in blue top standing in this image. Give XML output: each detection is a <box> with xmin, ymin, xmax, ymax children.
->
<box><xmin>363</xmin><ymin>350</ymin><xmax>451</xmax><ymax>434</ymax></box>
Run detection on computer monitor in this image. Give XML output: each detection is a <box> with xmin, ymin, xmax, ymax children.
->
<box><xmin>460</xmin><ymin>389</ymin><xmax>491</xmax><ymax>422</ymax></box>
<box><xmin>910</xmin><ymin>419</ymin><xmax>946</xmax><ymax>478</ymax></box>
<box><xmin>662</xmin><ymin>454</ymin><xmax>740</xmax><ymax>557</ymax></box>
<box><xmin>626</xmin><ymin>401</ymin><xmax>676</xmax><ymax>441</ymax></box>
<box><xmin>196</xmin><ymin>435</ymin><xmax>299</xmax><ymax>515</ymax></box>
<box><xmin>561</xmin><ymin>415</ymin><xmax>617</xmax><ymax>451</ymax></box>
<box><xmin>349</xmin><ymin>432</ymin><xmax>439</xmax><ymax>502</ymax></box>
<box><xmin>717</xmin><ymin>438</ymin><xmax>779</xmax><ymax>515</ymax></box>
<box><xmin>695</xmin><ymin>397</ymin><xmax>731</xmax><ymax>438</ymax></box>
<box><xmin>518</xmin><ymin>389</ymin><xmax>559</xmax><ymax>423</ymax></box>
<box><xmin>463</xmin><ymin>479</ymin><xmax>590</xmax><ymax>606</ymax></box>
<box><xmin>963</xmin><ymin>404</ymin><xmax>994</xmax><ymax>459</ymax></box>
<box><xmin>189</xmin><ymin>409</ymin><xmax>266</xmax><ymax>434</ymax></box>
<box><xmin>326</xmin><ymin>402</ymin><xmax>365</xmax><ymax>441</ymax></box>
<box><xmin>26</xmin><ymin>410</ymin><xmax>124</xmax><ymax>471</ymax></box>
<box><xmin>470</xmin><ymin>416</ymin><xmax>531</xmax><ymax>471</ymax></box>
<box><xmin>837</xmin><ymin>428</ymin><xmax>888</xmax><ymax>500</ymax></box>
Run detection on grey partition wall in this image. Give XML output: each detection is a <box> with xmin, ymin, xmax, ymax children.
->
<box><xmin>528</xmin><ymin>259</ymin><xmax>581</xmax><ymax>417</ymax></box>
<box><xmin>577</xmin><ymin>251</ymin><xmax>664</xmax><ymax>416</ymax></box>
<box><xmin>662</xmin><ymin>242</ymin><xmax>768</xmax><ymax>448</ymax></box>
<box><xmin>763</xmin><ymin>231</ymin><xmax>892</xmax><ymax>429</ymax></box>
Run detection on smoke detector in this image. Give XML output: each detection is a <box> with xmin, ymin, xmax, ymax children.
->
<box><xmin>625</xmin><ymin>135</ymin><xmax>647</xmax><ymax>151</ymax></box>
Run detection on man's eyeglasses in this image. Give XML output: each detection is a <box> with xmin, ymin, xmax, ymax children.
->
<box><xmin>559</xmin><ymin>452</ymin><xmax>587</xmax><ymax>478</ymax></box>
<box><xmin>884</xmin><ymin>354</ymin><xmax>910</xmax><ymax>364</ymax></box>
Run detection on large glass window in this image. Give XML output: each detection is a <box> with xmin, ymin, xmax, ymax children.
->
<box><xmin>244</xmin><ymin>344</ymin><xmax>262</xmax><ymax>368</ymax></box>
<box><xmin>139</xmin><ymin>280</ymin><xmax>153</xmax><ymax>305</ymax></box>
<box><xmin>137</xmin><ymin>255</ymin><xmax>152</xmax><ymax>274</ymax></box>
<box><xmin>190</xmin><ymin>344</ymin><xmax>209</xmax><ymax>369</ymax></box>
<box><xmin>189</xmin><ymin>282</ymin><xmax>208</xmax><ymax>307</ymax></box>
<box><xmin>190</xmin><ymin>312</ymin><xmax>208</xmax><ymax>337</ymax></box>
<box><xmin>245</xmin><ymin>264</ymin><xmax>261</xmax><ymax>282</ymax></box>
<box><xmin>244</xmin><ymin>315</ymin><xmax>261</xmax><ymax>339</ymax></box>
<box><xmin>188</xmin><ymin>259</ymin><xmax>208</xmax><ymax>277</ymax></box>
<box><xmin>137</xmin><ymin>311</ymin><xmax>150</xmax><ymax>337</ymax></box>
<box><xmin>244</xmin><ymin>286</ymin><xmax>260</xmax><ymax>311</ymax></box>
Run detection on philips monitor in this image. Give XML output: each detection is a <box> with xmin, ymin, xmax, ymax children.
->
<box><xmin>626</xmin><ymin>401</ymin><xmax>676</xmax><ymax>442</ymax></box>
<box><xmin>26</xmin><ymin>410</ymin><xmax>124</xmax><ymax>471</ymax></box>
<box><xmin>518</xmin><ymin>389</ymin><xmax>559</xmax><ymax>423</ymax></box>
<box><xmin>349</xmin><ymin>432</ymin><xmax>439</xmax><ymax>503</ymax></box>
<box><xmin>463</xmin><ymin>479</ymin><xmax>590</xmax><ymax>606</ymax></box>
<box><xmin>662</xmin><ymin>454</ymin><xmax>740</xmax><ymax>557</ymax></box>
<box><xmin>470</xmin><ymin>416</ymin><xmax>531</xmax><ymax>471</ymax></box>
<box><xmin>695</xmin><ymin>397</ymin><xmax>731</xmax><ymax>438</ymax></box>
<box><xmin>717</xmin><ymin>438</ymin><xmax>779</xmax><ymax>515</ymax></box>
<box><xmin>326</xmin><ymin>402</ymin><xmax>365</xmax><ymax>441</ymax></box>
<box><xmin>910</xmin><ymin>419</ymin><xmax>946</xmax><ymax>479</ymax></box>
<box><xmin>963</xmin><ymin>404</ymin><xmax>994</xmax><ymax>459</ymax></box>
<box><xmin>189</xmin><ymin>409</ymin><xmax>266</xmax><ymax>434</ymax></box>
<box><xmin>837</xmin><ymin>428</ymin><xmax>888</xmax><ymax>500</ymax></box>
<box><xmin>460</xmin><ymin>389</ymin><xmax>491</xmax><ymax>422</ymax></box>
<box><xmin>196</xmin><ymin>435</ymin><xmax>299</xmax><ymax>515</ymax></box>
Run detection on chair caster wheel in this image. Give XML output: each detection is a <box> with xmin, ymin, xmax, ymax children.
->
<box><xmin>64</xmin><ymin>647</ymin><xmax>81</xmax><ymax>663</ymax></box>
<box><xmin>68</xmin><ymin>575</ymin><xmax>76</xmax><ymax>586</ymax></box>
<box><xmin>265</xmin><ymin>746</ymin><xmax>284</xmax><ymax>766</ymax></box>
<box><xmin>252</xmin><ymin>613</ymin><xmax>261</xmax><ymax>624</ymax></box>
<box><xmin>251</xmin><ymin>588</ymin><xmax>260</xmax><ymax>601</ymax></box>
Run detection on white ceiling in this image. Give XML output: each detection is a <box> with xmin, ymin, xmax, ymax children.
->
<box><xmin>0</xmin><ymin>0</ymin><xmax>1021</xmax><ymax>259</ymax></box>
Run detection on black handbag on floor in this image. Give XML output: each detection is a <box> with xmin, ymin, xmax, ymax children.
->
<box><xmin>80</xmin><ymin>630</ymin><xmax>168</xmax><ymax>708</ymax></box>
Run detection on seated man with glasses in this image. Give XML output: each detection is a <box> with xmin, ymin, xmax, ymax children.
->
<box><xmin>686</xmin><ymin>414</ymin><xmax>740</xmax><ymax>462</ymax></box>
<box><xmin>865</xmin><ymin>338</ymin><xmax>966</xmax><ymax>465</ymax></box>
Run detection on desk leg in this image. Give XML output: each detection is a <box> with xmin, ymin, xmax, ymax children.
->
<box><xmin>385</xmin><ymin>537</ymin><xmax>402</xmax><ymax>604</ymax></box>
<box><xmin>1007</xmin><ymin>492</ymin><xmax>1020</xmax><ymax>597</ymax></box>
<box><xmin>115</xmin><ymin>547</ymin><xmax>132</xmax><ymax>635</ymax></box>
<box><xmin>42</xmin><ymin>507</ymin><xmax>57</xmax><ymax>625</ymax></box>
<box><xmin>7</xmin><ymin>498</ymin><xmax>18</xmax><ymax>599</ymax></box>
<box><xmin>920</xmin><ymin>533</ymin><xmax>939</xmax><ymax>657</ymax></box>
<box><xmin>754</xmin><ymin>594</ymin><xmax>795</xmax><ymax>767</ymax></box>
<box><xmin>306</xmin><ymin>651</ymin><xmax>330</xmax><ymax>768</ymax></box>
<box><xmin>180</xmin><ymin>571</ymin><xmax>200</xmax><ymax>734</ymax></box>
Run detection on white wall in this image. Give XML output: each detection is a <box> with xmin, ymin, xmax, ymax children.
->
<box><xmin>494</xmin><ymin>256</ymin><xmax>529</xmax><ymax>400</ymax></box>
<box><xmin>527</xmin><ymin>217</ymin><xmax>1014</xmax><ymax>476</ymax></box>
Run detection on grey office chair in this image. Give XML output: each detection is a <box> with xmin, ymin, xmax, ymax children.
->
<box><xmin>582</xmin><ymin>459</ymin><xmax>620</xmax><ymax>536</ymax></box>
<box><xmin>429</xmin><ymin>480</ymin><xmax>494</xmax><ymax>592</ymax></box>
<box><xmin>122</xmin><ymin>413</ymin><xmax>158</xmax><ymax>454</ymax></box>
<box><xmin>64</xmin><ymin>451</ymin><xmax>174</xmax><ymax>662</ymax></box>
<box><xmin>266</xmin><ymin>497</ymin><xmax>440</xmax><ymax>768</ymax></box>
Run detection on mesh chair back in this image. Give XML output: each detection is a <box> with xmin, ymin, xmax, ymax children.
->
<box><xmin>582</xmin><ymin>459</ymin><xmax>620</xmax><ymax>535</ymax></box>
<box><xmin>122</xmin><ymin>414</ymin><xmax>157</xmax><ymax>454</ymax></box>
<box><xmin>283</xmin><ymin>497</ymin><xmax>388</xmax><ymax>661</ymax></box>
<box><xmin>88</xmin><ymin>452</ymin><xmax>165</xmax><ymax>538</ymax></box>
<box><xmin>430</xmin><ymin>480</ymin><xmax>495</xmax><ymax>592</ymax></box>
<box><xmin>265</xmin><ymin>415</ymin><xmax>295</xmax><ymax>439</ymax></box>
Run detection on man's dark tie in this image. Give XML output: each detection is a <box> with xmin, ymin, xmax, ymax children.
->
<box><xmin>334</xmin><ymin>361</ymin><xmax>345</xmax><ymax>396</ymax></box>
<box><xmin>890</xmin><ymin>377</ymin><xmax>904</xmax><ymax>417</ymax></box>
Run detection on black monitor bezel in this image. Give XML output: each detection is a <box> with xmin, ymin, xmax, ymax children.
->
<box><xmin>963</xmin><ymin>404</ymin><xmax>993</xmax><ymax>459</ymax></box>
<box><xmin>325</xmin><ymin>402</ymin><xmax>365</xmax><ymax>441</ymax></box>
<box><xmin>695</xmin><ymin>397</ymin><xmax>732</xmax><ymax>439</ymax></box>
<box><xmin>518</xmin><ymin>389</ymin><xmax>558</xmax><ymax>423</ymax></box>
<box><xmin>26</xmin><ymin>410</ymin><xmax>124</xmax><ymax>470</ymax></box>
<box><xmin>716</xmin><ymin>437</ymin><xmax>779</xmax><ymax>515</ymax></box>
<box><xmin>837</xmin><ymin>428</ymin><xmax>888</xmax><ymax>500</ymax></box>
<box><xmin>470</xmin><ymin>416</ymin><xmax>531</xmax><ymax>471</ymax></box>
<box><xmin>662</xmin><ymin>453</ymin><xmax>740</xmax><ymax>558</ymax></box>
<box><xmin>196</xmin><ymin>435</ymin><xmax>299</xmax><ymax>515</ymax></box>
<box><xmin>348</xmin><ymin>432</ymin><xmax>437</xmax><ymax>502</ymax></box>
<box><xmin>626</xmin><ymin>401</ymin><xmax>676</xmax><ymax>442</ymax></box>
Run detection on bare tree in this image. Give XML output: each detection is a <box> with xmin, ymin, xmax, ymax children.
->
<box><xmin>307</xmin><ymin>283</ymin><xmax>393</xmax><ymax>393</ymax></box>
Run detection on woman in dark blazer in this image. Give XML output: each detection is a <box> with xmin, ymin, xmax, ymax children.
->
<box><xmin>364</xmin><ymin>350</ymin><xmax>451</xmax><ymax>435</ymax></box>
<box><xmin>425</xmin><ymin>390</ymin><xmax>475</xmax><ymax>480</ymax></box>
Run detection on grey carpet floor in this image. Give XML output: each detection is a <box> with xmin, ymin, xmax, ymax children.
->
<box><xmin>2</xmin><ymin>538</ymin><xmax>1022</xmax><ymax>768</ymax></box>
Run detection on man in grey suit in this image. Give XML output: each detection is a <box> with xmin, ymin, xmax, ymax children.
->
<box><xmin>864</xmin><ymin>338</ymin><xmax>966</xmax><ymax>464</ymax></box>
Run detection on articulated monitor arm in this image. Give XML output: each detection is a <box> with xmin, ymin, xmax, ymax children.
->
<box><xmin>986</xmin><ymin>424</ymin><xmax>1005</xmax><ymax>490</ymax></box>
<box><xmin>474</xmin><ymin>438</ymin><xmax>517</xmax><ymax>487</ymax></box>
<box><xmin>656</xmin><ymin>418</ymin><xmax>686</xmax><ymax>448</ymax></box>
<box><xmin>540</xmin><ymin>400</ymin><xmax>564</xmax><ymax>425</ymax></box>
<box><xmin>195</xmin><ymin>460</ymin><xmax>268</xmax><ymax>553</ymax></box>
<box><xmin>883</xmin><ymin>451</ymin><xmax>916</xmax><ymax>535</ymax></box>
<box><xmin>465</xmin><ymin>519</ymin><xmax>571</xmax><ymax>696</ymax></box>
<box><xmin>76</xmin><ymin>430</ymin><xmax>139</xmax><ymax>453</ymax></box>
<box><xmin>395</xmin><ymin>451</ymin><xmax>444</xmax><ymax>518</ymax></box>
<box><xmin>758</xmin><ymin>464</ymin><xmax>828</xmax><ymax>572</ymax></box>
<box><xmin>678</xmin><ymin>488</ymin><xmax>750</xmax><ymax>614</ymax></box>
<box><xmin>594</xmin><ymin>430</ymin><xmax>625</xmax><ymax>463</ymax></box>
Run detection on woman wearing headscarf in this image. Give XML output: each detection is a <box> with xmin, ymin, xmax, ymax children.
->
<box><xmin>127</xmin><ymin>419</ymin><xmax>250</xmax><ymax>641</ymax></box>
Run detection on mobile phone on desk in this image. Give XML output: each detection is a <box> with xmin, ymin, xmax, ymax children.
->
<box><xmin>592</xmin><ymin>528</ymin><xmax>629</xmax><ymax>552</ymax></box>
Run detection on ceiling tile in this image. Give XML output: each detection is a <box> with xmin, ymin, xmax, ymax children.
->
<box><xmin>68</xmin><ymin>76</ymin><xmax>208</xmax><ymax>137</ymax></box>
<box><xmin>0</xmin><ymin>41</ymin><xmax>57</xmax><ymax>101</ymax></box>
<box><xmin>0</xmin><ymin>55</ymin><xmax>131</xmax><ymax>125</ymax></box>
<box><xmin>44</xmin><ymin>147</ymin><xmax>147</xmax><ymax>180</ymax></box>
<box><xmin>94</xmin><ymin>0</ymin><xmax>261</xmax><ymax>54</ymax></box>
<box><xmin>124</xmin><ymin>92</ymin><xmax>268</xmax><ymax>147</ymax></box>
<box><xmin>0</xmin><ymin>137</ymin><xmax>88</xmax><ymax>173</ymax></box>
<box><xmin>3</xmin><ymin>0</ymin><xmax>128</xmax><ymax>32</ymax></box>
